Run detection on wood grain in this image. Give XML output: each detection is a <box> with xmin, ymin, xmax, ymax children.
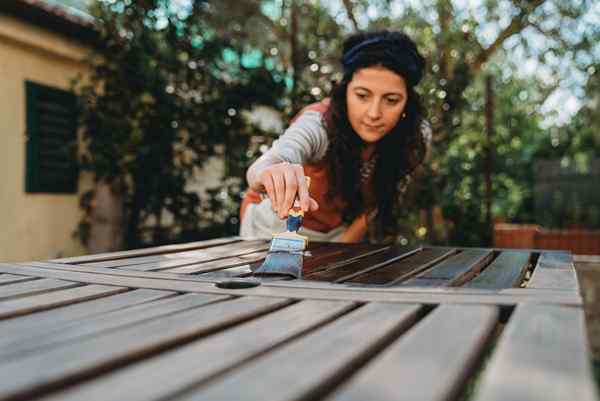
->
<box><xmin>85</xmin><ymin>240</ymin><xmax>267</xmax><ymax>269</ymax></box>
<box><xmin>174</xmin><ymin>302</ymin><xmax>422</xmax><ymax>401</ymax></box>
<box><xmin>304</xmin><ymin>246</ymin><xmax>420</xmax><ymax>282</ymax></box>
<box><xmin>528</xmin><ymin>252</ymin><xmax>580</xmax><ymax>292</ymax></box>
<box><xmin>0</xmin><ymin>284</ymin><xmax>128</xmax><ymax>320</ymax></box>
<box><xmin>38</xmin><ymin>300</ymin><xmax>355</xmax><ymax>401</ymax></box>
<box><xmin>326</xmin><ymin>304</ymin><xmax>499</xmax><ymax>401</ymax></box>
<box><xmin>347</xmin><ymin>247</ymin><xmax>456</xmax><ymax>285</ymax></box>
<box><xmin>0</xmin><ymin>289</ymin><xmax>174</xmax><ymax>339</ymax></box>
<box><xmin>402</xmin><ymin>249</ymin><xmax>494</xmax><ymax>287</ymax></box>
<box><xmin>473</xmin><ymin>303</ymin><xmax>598</xmax><ymax>401</ymax></box>
<box><xmin>51</xmin><ymin>237</ymin><xmax>241</xmax><ymax>264</ymax></box>
<box><xmin>463</xmin><ymin>251</ymin><xmax>531</xmax><ymax>289</ymax></box>
<box><xmin>0</xmin><ymin>274</ymin><xmax>37</xmax><ymax>285</ymax></box>
<box><xmin>0</xmin><ymin>296</ymin><xmax>290</xmax><ymax>401</ymax></box>
<box><xmin>0</xmin><ymin>293</ymin><xmax>229</xmax><ymax>360</ymax></box>
<box><xmin>0</xmin><ymin>278</ymin><xmax>80</xmax><ymax>301</ymax></box>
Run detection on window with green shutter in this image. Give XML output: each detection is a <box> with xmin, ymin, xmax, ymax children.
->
<box><xmin>25</xmin><ymin>80</ymin><xmax>78</xmax><ymax>193</ymax></box>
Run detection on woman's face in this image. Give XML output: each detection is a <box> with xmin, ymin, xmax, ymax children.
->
<box><xmin>346</xmin><ymin>66</ymin><xmax>407</xmax><ymax>144</ymax></box>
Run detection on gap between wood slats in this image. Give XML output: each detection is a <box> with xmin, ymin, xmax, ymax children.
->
<box><xmin>323</xmin><ymin>304</ymin><xmax>500</xmax><ymax>401</ymax></box>
<box><xmin>0</xmin><ymin>289</ymin><xmax>176</xmax><ymax>340</ymax></box>
<box><xmin>36</xmin><ymin>300</ymin><xmax>360</xmax><ymax>401</ymax></box>
<box><xmin>0</xmin><ymin>278</ymin><xmax>82</xmax><ymax>301</ymax></box>
<box><xmin>0</xmin><ymin>296</ymin><xmax>292</xmax><ymax>401</ymax></box>
<box><xmin>0</xmin><ymin>285</ymin><xmax>130</xmax><ymax>321</ymax></box>
<box><xmin>168</xmin><ymin>303</ymin><xmax>432</xmax><ymax>401</ymax></box>
<box><xmin>338</xmin><ymin>247</ymin><xmax>458</xmax><ymax>286</ymax></box>
<box><xmin>453</xmin><ymin>316</ymin><xmax>507</xmax><ymax>401</ymax></box>
<box><xmin>469</xmin><ymin>303</ymin><xmax>598</xmax><ymax>401</ymax></box>
<box><xmin>303</xmin><ymin>246</ymin><xmax>422</xmax><ymax>283</ymax></box>
<box><xmin>0</xmin><ymin>274</ymin><xmax>40</xmax><ymax>286</ymax></box>
<box><xmin>0</xmin><ymin>293</ymin><xmax>234</xmax><ymax>362</ymax></box>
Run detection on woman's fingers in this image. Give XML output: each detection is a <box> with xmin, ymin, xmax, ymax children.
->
<box><xmin>271</xmin><ymin>169</ymin><xmax>285</xmax><ymax>215</ymax></box>
<box><xmin>258</xmin><ymin>162</ymin><xmax>317</xmax><ymax>218</ymax></box>
<box><xmin>294</xmin><ymin>166</ymin><xmax>310</xmax><ymax>212</ymax></box>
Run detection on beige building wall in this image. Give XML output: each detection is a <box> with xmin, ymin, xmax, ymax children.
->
<box><xmin>0</xmin><ymin>14</ymin><xmax>91</xmax><ymax>262</ymax></box>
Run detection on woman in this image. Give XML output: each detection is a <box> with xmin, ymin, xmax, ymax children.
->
<box><xmin>240</xmin><ymin>30</ymin><xmax>429</xmax><ymax>243</ymax></box>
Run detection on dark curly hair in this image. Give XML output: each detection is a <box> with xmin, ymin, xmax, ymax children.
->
<box><xmin>322</xmin><ymin>30</ymin><xmax>428</xmax><ymax>237</ymax></box>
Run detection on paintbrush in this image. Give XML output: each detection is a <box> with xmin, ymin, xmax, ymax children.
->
<box><xmin>253</xmin><ymin>177</ymin><xmax>310</xmax><ymax>278</ymax></box>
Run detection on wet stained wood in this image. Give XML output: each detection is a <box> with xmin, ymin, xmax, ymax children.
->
<box><xmin>172</xmin><ymin>302</ymin><xmax>421</xmax><ymax>401</ymax></box>
<box><xmin>402</xmin><ymin>249</ymin><xmax>494</xmax><ymax>287</ymax></box>
<box><xmin>301</xmin><ymin>242</ymin><xmax>389</xmax><ymax>275</ymax></box>
<box><xmin>326</xmin><ymin>304</ymin><xmax>499</xmax><ymax>401</ymax></box>
<box><xmin>0</xmin><ymin>296</ymin><xmax>290</xmax><ymax>401</ymax></box>
<box><xmin>304</xmin><ymin>246</ymin><xmax>420</xmax><ymax>282</ymax></box>
<box><xmin>39</xmin><ymin>300</ymin><xmax>355</xmax><ymax>401</ymax></box>
<box><xmin>473</xmin><ymin>303</ymin><xmax>598</xmax><ymax>401</ymax></box>
<box><xmin>345</xmin><ymin>247</ymin><xmax>456</xmax><ymax>285</ymax></box>
<box><xmin>463</xmin><ymin>251</ymin><xmax>531</xmax><ymax>289</ymax></box>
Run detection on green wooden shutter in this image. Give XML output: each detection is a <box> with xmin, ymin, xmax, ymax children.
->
<box><xmin>25</xmin><ymin>81</ymin><xmax>78</xmax><ymax>193</ymax></box>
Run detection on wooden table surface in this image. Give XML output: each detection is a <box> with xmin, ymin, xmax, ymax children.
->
<box><xmin>0</xmin><ymin>238</ymin><xmax>597</xmax><ymax>401</ymax></box>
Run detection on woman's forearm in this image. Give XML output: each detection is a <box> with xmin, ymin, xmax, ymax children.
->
<box><xmin>339</xmin><ymin>213</ymin><xmax>368</xmax><ymax>243</ymax></box>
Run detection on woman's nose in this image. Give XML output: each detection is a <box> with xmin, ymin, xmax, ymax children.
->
<box><xmin>367</xmin><ymin>100</ymin><xmax>382</xmax><ymax>120</ymax></box>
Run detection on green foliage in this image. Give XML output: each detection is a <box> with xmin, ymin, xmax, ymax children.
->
<box><xmin>75</xmin><ymin>0</ymin><xmax>285</xmax><ymax>248</ymax></box>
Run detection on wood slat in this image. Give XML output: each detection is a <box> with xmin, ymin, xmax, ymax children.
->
<box><xmin>0</xmin><ymin>296</ymin><xmax>290</xmax><ymax>401</ymax></box>
<box><xmin>0</xmin><ymin>293</ymin><xmax>218</xmax><ymax>360</ymax></box>
<box><xmin>346</xmin><ymin>247</ymin><xmax>456</xmax><ymax>285</ymax></box>
<box><xmin>325</xmin><ymin>304</ymin><xmax>499</xmax><ymax>401</ymax></box>
<box><xmin>527</xmin><ymin>252</ymin><xmax>580</xmax><ymax>292</ymax></box>
<box><xmin>0</xmin><ymin>289</ymin><xmax>174</xmax><ymax>339</ymax></box>
<box><xmin>0</xmin><ymin>278</ymin><xmax>80</xmax><ymax>301</ymax></box>
<box><xmin>402</xmin><ymin>249</ymin><xmax>494</xmax><ymax>287</ymax></box>
<box><xmin>173</xmin><ymin>302</ymin><xmax>422</xmax><ymax>401</ymax></box>
<box><xmin>162</xmin><ymin>250</ymin><xmax>268</xmax><ymax>274</ymax></box>
<box><xmin>51</xmin><ymin>237</ymin><xmax>242</xmax><ymax>264</ymax></box>
<box><xmin>473</xmin><ymin>303</ymin><xmax>598</xmax><ymax>401</ymax></box>
<box><xmin>0</xmin><ymin>284</ymin><xmax>128</xmax><ymax>320</ymax></box>
<box><xmin>463</xmin><ymin>251</ymin><xmax>531</xmax><ymax>289</ymax></box>
<box><xmin>38</xmin><ymin>300</ymin><xmax>355</xmax><ymax>401</ymax></box>
<box><xmin>0</xmin><ymin>274</ymin><xmax>38</xmax><ymax>285</ymax></box>
<box><xmin>304</xmin><ymin>246</ymin><xmax>420</xmax><ymax>282</ymax></box>
<box><xmin>88</xmin><ymin>240</ymin><xmax>268</xmax><ymax>270</ymax></box>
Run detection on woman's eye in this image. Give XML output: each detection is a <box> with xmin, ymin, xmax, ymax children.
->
<box><xmin>356</xmin><ymin>93</ymin><xmax>368</xmax><ymax>100</ymax></box>
<box><xmin>386</xmin><ymin>98</ymin><xmax>399</xmax><ymax>105</ymax></box>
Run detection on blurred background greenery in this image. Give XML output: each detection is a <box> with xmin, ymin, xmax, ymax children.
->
<box><xmin>62</xmin><ymin>0</ymin><xmax>599</xmax><ymax>250</ymax></box>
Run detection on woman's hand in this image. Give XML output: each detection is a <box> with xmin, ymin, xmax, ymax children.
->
<box><xmin>256</xmin><ymin>162</ymin><xmax>319</xmax><ymax>218</ymax></box>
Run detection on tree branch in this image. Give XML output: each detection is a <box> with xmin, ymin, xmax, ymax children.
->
<box><xmin>341</xmin><ymin>0</ymin><xmax>360</xmax><ymax>31</ymax></box>
<box><xmin>471</xmin><ymin>0</ymin><xmax>546</xmax><ymax>73</ymax></box>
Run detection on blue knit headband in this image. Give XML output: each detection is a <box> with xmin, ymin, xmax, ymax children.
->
<box><xmin>341</xmin><ymin>37</ymin><xmax>423</xmax><ymax>85</ymax></box>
